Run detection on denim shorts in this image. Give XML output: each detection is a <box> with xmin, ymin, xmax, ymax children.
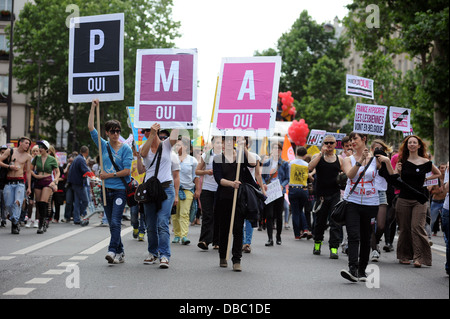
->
<box><xmin>378</xmin><ymin>190</ymin><xmax>388</xmax><ymax>205</ymax></box>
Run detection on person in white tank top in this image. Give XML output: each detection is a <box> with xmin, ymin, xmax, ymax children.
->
<box><xmin>340</xmin><ymin>132</ymin><xmax>394</xmax><ymax>283</ymax></box>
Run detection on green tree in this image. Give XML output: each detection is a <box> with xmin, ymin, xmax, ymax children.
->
<box><xmin>299</xmin><ymin>55</ymin><xmax>353</xmax><ymax>132</ymax></box>
<box><xmin>256</xmin><ymin>10</ymin><xmax>352</xmax><ymax>132</ymax></box>
<box><xmin>343</xmin><ymin>0</ymin><xmax>448</xmax><ymax>162</ymax></box>
<box><xmin>12</xmin><ymin>0</ymin><xmax>180</xmax><ymax>154</ymax></box>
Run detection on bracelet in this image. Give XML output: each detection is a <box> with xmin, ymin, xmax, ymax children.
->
<box><xmin>355</xmin><ymin>162</ymin><xmax>362</xmax><ymax>167</ymax></box>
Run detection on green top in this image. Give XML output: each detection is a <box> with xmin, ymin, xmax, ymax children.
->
<box><xmin>32</xmin><ymin>155</ymin><xmax>58</xmax><ymax>174</ymax></box>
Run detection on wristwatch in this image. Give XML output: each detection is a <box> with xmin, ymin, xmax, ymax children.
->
<box><xmin>355</xmin><ymin>162</ymin><xmax>362</xmax><ymax>167</ymax></box>
<box><xmin>114</xmin><ymin>172</ymin><xmax>117</xmax><ymax>177</ymax></box>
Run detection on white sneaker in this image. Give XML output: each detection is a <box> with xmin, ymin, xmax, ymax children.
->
<box><xmin>113</xmin><ymin>252</ymin><xmax>125</xmax><ymax>264</ymax></box>
<box><xmin>105</xmin><ymin>251</ymin><xmax>115</xmax><ymax>264</ymax></box>
<box><xmin>159</xmin><ymin>257</ymin><xmax>169</xmax><ymax>269</ymax></box>
<box><xmin>25</xmin><ymin>220</ymin><xmax>32</xmax><ymax>228</ymax></box>
<box><xmin>371</xmin><ymin>250</ymin><xmax>380</xmax><ymax>262</ymax></box>
<box><xmin>143</xmin><ymin>254</ymin><xmax>158</xmax><ymax>265</ymax></box>
<box><xmin>33</xmin><ymin>220</ymin><xmax>39</xmax><ymax>228</ymax></box>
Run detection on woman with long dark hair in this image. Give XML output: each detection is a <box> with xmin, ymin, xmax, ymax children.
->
<box><xmin>395</xmin><ymin>135</ymin><xmax>440</xmax><ymax>268</ymax></box>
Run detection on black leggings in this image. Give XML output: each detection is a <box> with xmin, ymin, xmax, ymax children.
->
<box><xmin>216</xmin><ymin>198</ymin><xmax>245</xmax><ymax>264</ymax></box>
<box><xmin>265</xmin><ymin>196</ymin><xmax>284</xmax><ymax>241</ymax></box>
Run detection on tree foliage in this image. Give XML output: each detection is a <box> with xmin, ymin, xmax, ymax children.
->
<box><xmin>343</xmin><ymin>0</ymin><xmax>448</xmax><ymax>161</ymax></box>
<box><xmin>12</xmin><ymin>0</ymin><xmax>180</xmax><ymax>153</ymax></box>
<box><xmin>256</xmin><ymin>10</ymin><xmax>352</xmax><ymax>132</ymax></box>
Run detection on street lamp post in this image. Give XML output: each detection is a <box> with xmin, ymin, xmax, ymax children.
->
<box><xmin>6</xmin><ymin>0</ymin><xmax>14</xmax><ymax>143</ymax></box>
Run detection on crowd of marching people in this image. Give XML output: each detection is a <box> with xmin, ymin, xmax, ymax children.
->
<box><xmin>1</xmin><ymin>100</ymin><xmax>448</xmax><ymax>281</ymax></box>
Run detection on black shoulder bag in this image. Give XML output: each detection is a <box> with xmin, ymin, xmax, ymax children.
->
<box><xmin>330</xmin><ymin>156</ymin><xmax>375</xmax><ymax>226</ymax></box>
<box><xmin>106</xmin><ymin>143</ymin><xmax>138</xmax><ymax>207</ymax></box>
<box><xmin>134</xmin><ymin>143</ymin><xmax>167</xmax><ymax>205</ymax></box>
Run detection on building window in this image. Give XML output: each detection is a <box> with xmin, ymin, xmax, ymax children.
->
<box><xmin>0</xmin><ymin>35</ymin><xmax>8</xmax><ymax>52</ymax></box>
<box><xmin>0</xmin><ymin>75</ymin><xmax>8</xmax><ymax>102</ymax></box>
<box><xmin>0</xmin><ymin>0</ymin><xmax>12</xmax><ymax>11</ymax></box>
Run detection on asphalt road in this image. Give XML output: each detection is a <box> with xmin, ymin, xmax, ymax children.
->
<box><xmin>0</xmin><ymin>213</ymin><xmax>448</xmax><ymax>301</ymax></box>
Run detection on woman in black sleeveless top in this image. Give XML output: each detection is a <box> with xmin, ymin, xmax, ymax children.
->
<box><xmin>395</xmin><ymin>135</ymin><xmax>440</xmax><ymax>267</ymax></box>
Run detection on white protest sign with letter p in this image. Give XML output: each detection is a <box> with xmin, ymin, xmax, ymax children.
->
<box><xmin>68</xmin><ymin>13</ymin><xmax>124</xmax><ymax>103</ymax></box>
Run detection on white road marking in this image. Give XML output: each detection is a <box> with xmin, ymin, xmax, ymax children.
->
<box><xmin>11</xmin><ymin>226</ymin><xmax>93</xmax><ymax>255</ymax></box>
<box><xmin>25</xmin><ymin>278</ymin><xmax>53</xmax><ymax>284</ymax></box>
<box><xmin>69</xmin><ymin>256</ymin><xmax>89</xmax><ymax>261</ymax></box>
<box><xmin>57</xmin><ymin>262</ymin><xmax>79</xmax><ymax>267</ymax></box>
<box><xmin>0</xmin><ymin>256</ymin><xmax>16</xmax><ymax>260</ymax></box>
<box><xmin>3</xmin><ymin>288</ymin><xmax>35</xmax><ymax>296</ymax></box>
<box><xmin>42</xmin><ymin>269</ymin><xmax>67</xmax><ymax>275</ymax></box>
<box><xmin>79</xmin><ymin>227</ymin><xmax>133</xmax><ymax>255</ymax></box>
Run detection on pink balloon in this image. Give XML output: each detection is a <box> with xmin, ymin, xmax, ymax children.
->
<box><xmin>288</xmin><ymin>119</ymin><xmax>309</xmax><ymax>146</ymax></box>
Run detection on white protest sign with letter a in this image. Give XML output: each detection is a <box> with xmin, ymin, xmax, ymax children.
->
<box><xmin>212</xmin><ymin>56</ymin><xmax>282</xmax><ymax>137</ymax></box>
<box><xmin>68</xmin><ymin>13</ymin><xmax>124</xmax><ymax>103</ymax></box>
<box><xmin>134</xmin><ymin>49</ymin><xmax>198</xmax><ymax>129</ymax></box>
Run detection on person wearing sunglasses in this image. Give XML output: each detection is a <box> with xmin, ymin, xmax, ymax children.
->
<box><xmin>88</xmin><ymin>99</ymin><xmax>133</xmax><ymax>265</ymax></box>
<box><xmin>308</xmin><ymin>135</ymin><xmax>344</xmax><ymax>259</ymax></box>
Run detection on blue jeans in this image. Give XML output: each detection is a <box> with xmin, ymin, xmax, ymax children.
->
<box><xmin>441</xmin><ymin>208</ymin><xmax>449</xmax><ymax>273</ymax></box>
<box><xmin>143</xmin><ymin>185</ymin><xmax>175</xmax><ymax>260</ymax></box>
<box><xmin>288</xmin><ymin>187</ymin><xmax>309</xmax><ymax>237</ymax></box>
<box><xmin>103</xmin><ymin>189</ymin><xmax>126</xmax><ymax>254</ymax></box>
<box><xmin>3</xmin><ymin>183</ymin><xmax>25</xmax><ymax>225</ymax></box>
<box><xmin>72</xmin><ymin>184</ymin><xmax>88</xmax><ymax>223</ymax></box>
<box><xmin>131</xmin><ymin>204</ymin><xmax>146</xmax><ymax>233</ymax></box>
<box><xmin>243</xmin><ymin>219</ymin><xmax>253</xmax><ymax>245</ymax></box>
<box><xmin>430</xmin><ymin>200</ymin><xmax>444</xmax><ymax>232</ymax></box>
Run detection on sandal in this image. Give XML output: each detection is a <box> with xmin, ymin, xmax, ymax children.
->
<box><xmin>413</xmin><ymin>260</ymin><xmax>422</xmax><ymax>268</ymax></box>
<box><xmin>399</xmin><ymin>259</ymin><xmax>411</xmax><ymax>265</ymax></box>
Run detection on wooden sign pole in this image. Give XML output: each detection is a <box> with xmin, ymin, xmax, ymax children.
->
<box><xmin>225</xmin><ymin>141</ymin><xmax>243</xmax><ymax>261</ymax></box>
<box><xmin>96</xmin><ymin>102</ymin><xmax>107</xmax><ymax>205</ymax></box>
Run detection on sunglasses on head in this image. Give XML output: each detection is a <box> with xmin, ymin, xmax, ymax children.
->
<box><xmin>323</xmin><ymin>141</ymin><xmax>335</xmax><ymax>145</ymax></box>
<box><xmin>109</xmin><ymin>129</ymin><xmax>121</xmax><ymax>135</ymax></box>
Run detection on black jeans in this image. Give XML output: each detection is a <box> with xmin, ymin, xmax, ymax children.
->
<box><xmin>199</xmin><ymin>190</ymin><xmax>217</xmax><ymax>245</ymax></box>
<box><xmin>265</xmin><ymin>196</ymin><xmax>284</xmax><ymax>241</ymax></box>
<box><xmin>217</xmin><ymin>197</ymin><xmax>245</xmax><ymax>264</ymax></box>
<box><xmin>313</xmin><ymin>192</ymin><xmax>341</xmax><ymax>248</ymax></box>
<box><xmin>345</xmin><ymin>202</ymin><xmax>378</xmax><ymax>271</ymax></box>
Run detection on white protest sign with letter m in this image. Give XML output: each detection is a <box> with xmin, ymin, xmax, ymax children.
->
<box><xmin>134</xmin><ymin>49</ymin><xmax>198</xmax><ymax>129</ymax></box>
<box><xmin>68</xmin><ymin>13</ymin><xmax>124</xmax><ymax>103</ymax></box>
